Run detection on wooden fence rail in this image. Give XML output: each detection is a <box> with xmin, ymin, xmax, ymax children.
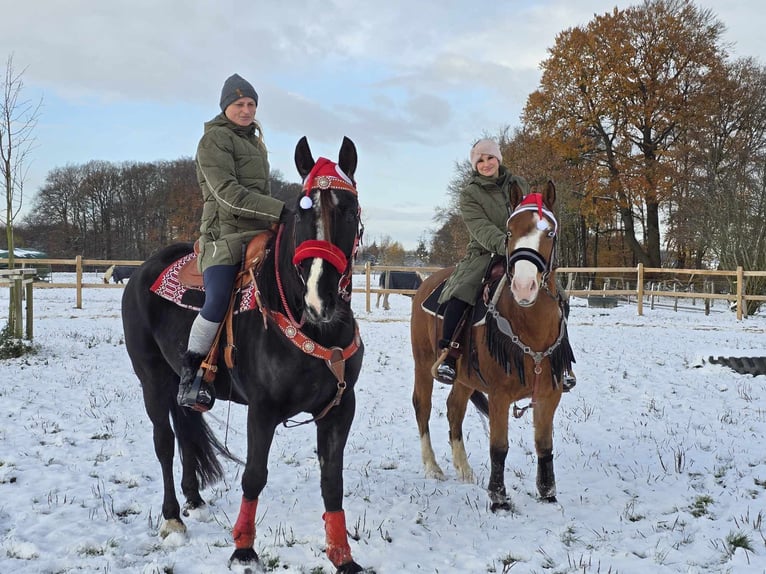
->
<box><xmin>1</xmin><ymin>258</ymin><xmax>764</xmax><ymax>324</ymax></box>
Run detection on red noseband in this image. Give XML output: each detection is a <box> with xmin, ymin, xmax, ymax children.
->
<box><xmin>292</xmin><ymin>240</ymin><xmax>348</xmax><ymax>274</ymax></box>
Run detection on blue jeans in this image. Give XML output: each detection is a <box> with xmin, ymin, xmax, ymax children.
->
<box><xmin>200</xmin><ymin>264</ymin><xmax>239</xmax><ymax>322</ymax></box>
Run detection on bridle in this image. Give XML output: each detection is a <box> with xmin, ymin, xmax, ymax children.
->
<box><xmin>505</xmin><ymin>193</ymin><xmax>558</xmax><ymax>295</ymax></box>
<box><xmin>291</xmin><ymin>157</ymin><xmax>363</xmax><ymax>302</ymax></box>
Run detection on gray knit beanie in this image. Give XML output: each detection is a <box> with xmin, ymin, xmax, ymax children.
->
<box><xmin>219</xmin><ymin>73</ymin><xmax>259</xmax><ymax>112</ymax></box>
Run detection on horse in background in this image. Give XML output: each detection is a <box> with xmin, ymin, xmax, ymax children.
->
<box><xmin>410</xmin><ymin>180</ymin><xmax>574</xmax><ymax>511</ymax></box>
<box><xmin>121</xmin><ymin>137</ymin><xmax>367</xmax><ymax>573</ymax></box>
<box><xmin>376</xmin><ymin>270</ymin><xmax>423</xmax><ymax>310</ymax></box>
<box><xmin>103</xmin><ymin>265</ymin><xmax>137</xmax><ymax>284</ymax></box>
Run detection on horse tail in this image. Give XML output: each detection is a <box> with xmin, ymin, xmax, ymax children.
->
<box><xmin>469</xmin><ymin>390</ymin><xmax>489</xmax><ymax>418</ymax></box>
<box><xmin>171</xmin><ymin>407</ymin><xmax>243</xmax><ymax>488</ymax></box>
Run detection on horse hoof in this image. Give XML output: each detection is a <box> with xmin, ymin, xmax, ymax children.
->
<box><xmin>490</xmin><ymin>500</ymin><xmax>512</xmax><ymax>513</ymax></box>
<box><xmin>158</xmin><ymin>518</ymin><xmax>186</xmax><ymax>538</ymax></box>
<box><xmin>424</xmin><ymin>466</ymin><xmax>446</xmax><ymax>481</ymax></box>
<box><xmin>336</xmin><ymin>560</ymin><xmax>367</xmax><ymax>573</ymax></box>
<box><xmin>456</xmin><ymin>469</ymin><xmax>475</xmax><ymax>483</ymax></box>
<box><xmin>542</xmin><ymin>495</ymin><xmax>557</xmax><ymax>503</ymax></box>
<box><xmin>182</xmin><ymin>499</ymin><xmax>206</xmax><ymax>517</ymax></box>
<box><xmin>228</xmin><ymin>547</ymin><xmax>260</xmax><ymax>572</ymax></box>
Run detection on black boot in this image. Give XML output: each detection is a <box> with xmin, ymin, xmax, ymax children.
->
<box><xmin>435</xmin><ymin>354</ymin><xmax>457</xmax><ymax>384</ymax></box>
<box><xmin>177</xmin><ymin>351</ymin><xmax>216</xmax><ymax>411</ymax></box>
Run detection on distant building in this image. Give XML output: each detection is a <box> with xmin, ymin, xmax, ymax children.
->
<box><xmin>0</xmin><ymin>249</ymin><xmax>52</xmax><ymax>282</ymax></box>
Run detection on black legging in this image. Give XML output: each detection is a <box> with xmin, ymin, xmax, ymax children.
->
<box><xmin>440</xmin><ymin>297</ymin><xmax>469</xmax><ymax>347</ymax></box>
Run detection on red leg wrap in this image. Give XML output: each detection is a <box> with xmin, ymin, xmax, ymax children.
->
<box><xmin>323</xmin><ymin>510</ymin><xmax>353</xmax><ymax>566</ymax></box>
<box><xmin>232</xmin><ymin>497</ymin><xmax>258</xmax><ymax>549</ymax></box>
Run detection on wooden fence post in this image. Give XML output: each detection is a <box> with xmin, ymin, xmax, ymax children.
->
<box><xmin>25</xmin><ymin>279</ymin><xmax>33</xmax><ymax>340</ymax></box>
<box><xmin>736</xmin><ymin>266</ymin><xmax>744</xmax><ymax>321</ymax></box>
<box><xmin>365</xmin><ymin>262</ymin><xmax>371</xmax><ymax>313</ymax></box>
<box><xmin>12</xmin><ymin>275</ymin><xmax>23</xmax><ymax>338</ymax></box>
<box><xmin>636</xmin><ymin>263</ymin><xmax>644</xmax><ymax>316</ymax></box>
<box><xmin>76</xmin><ymin>255</ymin><xmax>83</xmax><ymax>309</ymax></box>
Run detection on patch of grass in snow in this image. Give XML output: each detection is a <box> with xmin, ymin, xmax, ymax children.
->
<box><xmin>710</xmin><ymin>530</ymin><xmax>755</xmax><ymax>562</ymax></box>
<box><xmin>567</xmin><ymin>553</ymin><xmax>618</xmax><ymax>572</ymax></box>
<box><xmin>0</xmin><ymin>459</ymin><xmax>17</xmax><ymax>484</ymax></box>
<box><xmin>734</xmin><ymin>507</ymin><xmax>764</xmax><ymax>531</ymax></box>
<box><xmin>560</xmin><ymin>524</ymin><xmax>580</xmax><ymax>546</ymax></box>
<box><xmin>622</xmin><ymin>497</ymin><xmax>645</xmax><ymax>522</ymax></box>
<box><xmin>690</xmin><ymin>494</ymin><xmax>714</xmax><ymax>517</ymax></box>
<box><xmin>77</xmin><ymin>537</ymin><xmax>119</xmax><ymax>556</ymax></box>
<box><xmin>486</xmin><ymin>552</ymin><xmax>523</xmax><ymax>573</ymax></box>
<box><xmin>725</xmin><ymin>531</ymin><xmax>754</xmax><ymax>554</ymax></box>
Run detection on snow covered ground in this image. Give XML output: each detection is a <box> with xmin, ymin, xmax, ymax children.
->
<box><xmin>1</xmin><ymin>275</ymin><xmax>765</xmax><ymax>573</ymax></box>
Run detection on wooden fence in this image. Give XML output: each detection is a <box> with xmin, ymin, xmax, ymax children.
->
<box><xmin>359</xmin><ymin>263</ymin><xmax>766</xmax><ymax>319</ymax></box>
<box><xmin>1</xmin><ymin>258</ymin><xmax>764</xmax><ymax>337</ymax></box>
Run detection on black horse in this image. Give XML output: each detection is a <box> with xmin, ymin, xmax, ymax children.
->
<box><xmin>121</xmin><ymin>137</ymin><xmax>366</xmax><ymax>573</ymax></box>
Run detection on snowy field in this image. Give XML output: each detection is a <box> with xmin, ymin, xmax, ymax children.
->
<box><xmin>1</xmin><ymin>274</ymin><xmax>765</xmax><ymax>574</ymax></box>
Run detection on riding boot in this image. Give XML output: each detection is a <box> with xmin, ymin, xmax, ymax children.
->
<box><xmin>434</xmin><ymin>342</ymin><xmax>458</xmax><ymax>384</ymax></box>
<box><xmin>177</xmin><ymin>351</ymin><xmax>216</xmax><ymax>411</ymax></box>
<box><xmin>432</xmin><ymin>298</ymin><xmax>469</xmax><ymax>385</ymax></box>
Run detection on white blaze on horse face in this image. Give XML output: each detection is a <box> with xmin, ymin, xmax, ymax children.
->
<box><xmin>510</xmin><ymin>217</ymin><xmax>547</xmax><ymax>306</ymax></box>
<box><xmin>303</xmin><ymin>190</ymin><xmax>340</xmax><ymax>318</ymax></box>
<box><xmin>304</xmin><ymin>257</ymin><xmax>325</xmax><ymax>315</ymax></box>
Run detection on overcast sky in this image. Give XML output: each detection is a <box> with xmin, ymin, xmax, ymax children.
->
<box><xmin>2</xmin><ymin>1</ymin><xmax>764</xmax><ymax>249</ymax></box>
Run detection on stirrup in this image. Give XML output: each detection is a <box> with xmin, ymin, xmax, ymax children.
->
<box><xmin>562</xmin><ymin>373</ymin><xmax>577</xmax><ymax>393</ymax></box>
<box><xmin>178</xmin><ymin>368</ymin><xmax>216</xmax><ymax>412</ymax></box>
<box><xmin>435</xmin><ymin>361</ymin><xmax>456</xmax><ymax>384</ymax></box>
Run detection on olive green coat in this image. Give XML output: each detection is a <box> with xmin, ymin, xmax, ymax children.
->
<box><xmin>439</xmin><ymin>166</ymin><xmax>529</xmax><ymax>304</ymax></box>
<box><xmin>195</xmin><ymin>114</ymin><xmax>284</xmax><ymax>271</ymax></box>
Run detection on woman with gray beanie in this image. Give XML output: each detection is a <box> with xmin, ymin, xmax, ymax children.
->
<box><xmin>177</xmin><ymin>73</ymin><xmax>286</xmax><ymax>410</ymax></box>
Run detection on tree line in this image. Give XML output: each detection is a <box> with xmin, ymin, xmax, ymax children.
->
<box><xmin>14</xmin><ymin>160</ymin><xmax>302</xmax><ymax>260</ymax></box>
<box><xmin>429</xmin><ymin>0</ymin><xmax>766</xmax><ymax>306</ymax></box>
<box><xmin>4</xmin><ymin>0</ymin><xmax>766</xmax><ymax>306</ymax></box>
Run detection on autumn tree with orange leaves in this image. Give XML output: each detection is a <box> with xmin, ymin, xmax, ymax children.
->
<box><xmin>523</xmin><ymin>0</ymin><xmax>727</xmax><ymax>268</ymax></box>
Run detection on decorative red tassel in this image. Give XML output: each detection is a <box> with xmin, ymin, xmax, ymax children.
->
<box><xmin>323</xmin><ymin>510</ymin><xmax>353</xmax><ymax>566</ymax></box>
<box><xmin>232</xmin><ymin>497</ymin><xmax>258</xmax><ymax>549</ymax></box>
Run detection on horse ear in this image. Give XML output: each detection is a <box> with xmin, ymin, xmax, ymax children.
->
<box><xmin>509</xmin><ymin>180</ymin><xmax>524</xmax><ymax>208</ymax></box>
<box><xmin>294</xmin><ymin>136</ymin><xmax>315</xmax><ymax>179</ymax></box>
<box><xmin>543</xmin><ymin>180</ymin><xmax>556</xmax><ymax>209</ymax></box>
<box><xmin>338</xmin><ymin>136</ymin><xmax>358</xmax><ymax>181</ymax></box>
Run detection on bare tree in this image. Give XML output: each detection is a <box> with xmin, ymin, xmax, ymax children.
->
<box><xmin>0</xmin><ymin>54</ymin><xmax>41</xmax><ymax>265</ymax></box>
<box><xmin>0</xmin><ymin>54</ymin><xmax>42</xmax><ymax>332</ymax></box>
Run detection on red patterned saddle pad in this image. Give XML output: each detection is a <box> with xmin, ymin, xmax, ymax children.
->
<box><xmin>150</xmin><ymin>252</ymin><xmax>257</xmax><ymax>314</ymax></box>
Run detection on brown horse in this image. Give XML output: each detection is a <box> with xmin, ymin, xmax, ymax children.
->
<box><xmin>410</xmin><ymin>180</ymin><xmax>574</xmax><ymax>511</ymax></box>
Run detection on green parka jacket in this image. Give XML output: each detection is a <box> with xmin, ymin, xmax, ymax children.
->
<box><xmin>438</xmin><ymin>166</ymin><xmax>529</xmax><ymax>304</ymax></box>
<box><xmin>195</xmin><ymin>114</ymin><xmax>284</xmax><ymax>271</ymax></box>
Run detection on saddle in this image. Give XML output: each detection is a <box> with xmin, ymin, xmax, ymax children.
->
<box><xmin>421</xmin><ymin>257</ymin><xmax>506</xmax><ymax>325</ymax></box>
<box><xmin>151</xmin><ymin>230</ymin><xmax>276</xmax><ymax>384</ymax></box>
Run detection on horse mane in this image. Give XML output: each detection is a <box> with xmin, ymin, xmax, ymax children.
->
<box><xmin>484</xmin><ymin>272</ymin><xmax>575</xmax><ymax>387</ymax></box>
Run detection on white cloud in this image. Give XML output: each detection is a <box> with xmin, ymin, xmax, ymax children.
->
<box><xmin>2</xmin><ymin>0</ymin><xmax>765</xmax><ymax>250</ymax></box>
